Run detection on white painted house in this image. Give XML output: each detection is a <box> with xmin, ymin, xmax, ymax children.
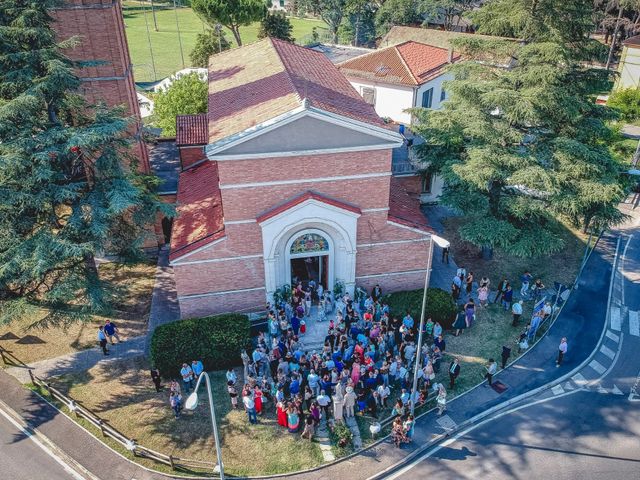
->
<box><xmin>615</xmin><ymin>35</ymin><xmax>640</xmax><ymax>89</ymax></box>
<box><xmin>338</xmin><ymin>41</ymin><xmax>459</xmax><ymax>203</ymax></box>
<box><xmin>337</xmin><ymin>41</ymin><xmax>459</xmax><ymax>125</ymax></box>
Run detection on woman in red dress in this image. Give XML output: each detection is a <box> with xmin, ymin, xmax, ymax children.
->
<box><xmin>254</xmin><ymin>386</ymin><xmax>263</xmax><ymax>415</ymax></box>
<box><xmin>276</xmin><ymin>401</ymin><xmax>288</xmax><ymax>427</ymax></box>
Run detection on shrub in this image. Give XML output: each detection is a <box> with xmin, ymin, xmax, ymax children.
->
<box><xmin>608</xmin><ymin>88</ymin><xmax>640</xmax><ymax>122</ymax></box>
<box><xmin>150</xmin><ymin>313</ymin><xmax>251</xmax><ymax>378</ymax></box>
<box><xmin>382</xmin><ymin>288</ymin><xmax>457</xmax><ymax>329</ymax></box>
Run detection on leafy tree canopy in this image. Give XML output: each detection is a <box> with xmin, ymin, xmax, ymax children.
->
<box><xmin>258</xmin><ymin>10</ymin><xmax>295</xmax><ymax>41</ymax></box>
<box><xmin>0</xmin><ymin>0</ymin><xmax>170</xmax><ymax>326</ymax></box>
<box><xmin>375</xmin><ymin>0</ymin><xmax>423</xmax><ymax>35</ymax></box>
<box><xmin>413</xmin><ymin>0</ymin><xmax>626</xmax><ymax>257</ymax></box>
<box><xmin>608</xmin><ymin>87</ymin><xmax>640</xmax><ymax>122</ymax></box>
<box><xmin>153</xmin><ymin>72</ymin><xmax>208</xmax><ymax>137</ymax></box>
<box><xmin>189</xmin><ymin>28</ymin><xmax>232</xmax><ymax>68</ymax></box>
<box><xmin>191</xmin><ymin>0</ymin><xmax>266</xmax><ymax>46</ymax></box>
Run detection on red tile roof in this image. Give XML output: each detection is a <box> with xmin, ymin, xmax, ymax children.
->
<box><xmin>207</xmin><ymin>38</ymin><xmax>387</xmax><ymax>144</ymax></box>
<box><xmin>338</xmin><ymin>41</ymin><xmax>459</xmax><ymax>86</ymax></box>
<box><xmin>388</xmin><ymin>176</ymin><xmax>432</xmax><ymax>233</ymax></box>
<box><xmin>169</xmin><ymin>161</ymin><xmax>225</xmax><ymax>261</ymax></box>
<box><xmin>176</xmin><ymin>114</ymin><xmax>208</xmax><ymax>146</ymax></box>
<box><xmin>257</xmin><ymin>191</ymin><xmax>361</xmax><ymax>224</ymax></box>
<box><xmin>623</xmin><ymin>35</ymin><xmax>640</xmax><ymax>48</ymax></box>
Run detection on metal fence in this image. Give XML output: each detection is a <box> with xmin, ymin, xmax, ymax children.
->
<box><xmin>0</xmin><ymin>346</ymin><xmax>216</xmax><ymax>473</ymax></box>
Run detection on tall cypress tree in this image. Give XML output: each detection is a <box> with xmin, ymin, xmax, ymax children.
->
<box><xmin>413</xmin><ymin>0</ymin><xmax>626</xmax><ymax>257</ymax></box>
<box><xmin>0</xmin><ymin>0</ymin><xmax>171</xmax><ymax>326</ymax></box>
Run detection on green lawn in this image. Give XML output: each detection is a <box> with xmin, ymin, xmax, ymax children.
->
<box><xmin>122</xmin><ymin>1</ymin><xmax>328</xmax><ymax>82</ymax></box>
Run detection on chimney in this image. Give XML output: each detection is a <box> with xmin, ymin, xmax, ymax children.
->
<box><xmin>448</xmin><ymin>47</ymin><xmax>454</xmax><ymax>63</ymax></box>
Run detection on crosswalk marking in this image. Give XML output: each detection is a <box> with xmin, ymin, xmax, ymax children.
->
<box><xmin>629</xmin><ymin>310</ymin><xmax>639</xmax><ymax>337</ymax></box>
<box><xmin>600</xmin><ymin>345</ymin><xmax>616</xmax><ymax>360</ymax></box>
<box><xmin>551</xmin><ymin>385</ymin><xmax>565</xmax><ymax>395</ymax></box>
<box><xmin>572</xmin><ymin>373</ymin><xmax>588</xmax><ymax>386</ymax></box>
<box><xmin>612</xmin><ymin>385</ymin><xmax>624</xmax><ymax>395</ymax></box>
<box><xmin>606</xmin><ymin>330</ymin><xmax>620</xmax><ymax>343</ymax></box>
<box><xmin>564</xmin><ymin>381</ymin><xmax>575</xmax><ymax>390</ymax></box>
<box><xmin>611</xmin><ymin>306</ymin><xmax>621</xmax><ymax>331</ymax></box>
<box><xmin>597</xmin><ymin>385</ymin><xmax>608</xmax><ymax>394</ymax></box>
<box><xmin>589</xmin><ymin>359</ymin><xmax>607</xmax><ymax>375</ymax></box>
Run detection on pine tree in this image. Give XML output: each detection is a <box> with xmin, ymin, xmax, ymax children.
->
<box><xmin>0</xmin><ymin>0</ymin><xmax>171</xmax><ymax>326</ymax></box>
<box><xmin>413</xmin><ymin>0</ymin><xmax>626</xmax><ymax>257</ymax></box>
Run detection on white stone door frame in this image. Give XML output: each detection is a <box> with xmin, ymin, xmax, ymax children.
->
<box><xmin>285</xmin><ymin>228</ymin><xmax>333</xmax><ymax>289</ymax></box>
<box><xmin>258</xmin><ymin>198</ymin><xmax>359</xmax><ymax>302</ymax></box>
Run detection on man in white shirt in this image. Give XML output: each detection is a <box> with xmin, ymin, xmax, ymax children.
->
<box><xmin>243</xmin><ymin>392</ymin><xmax>257</xmax><ymax>424</ymax></box>
<box><xmin>556</xmin><ymin>337</ymin><xmax>568</xmax><ymax>367</ymax></box>
<box><xmin>317</xmin><ymin>390</ymin><xmax>331</xmax><ymax>419</ymax></box>
<box><xmin>456</xmin><ymin>266</ymin><xmax>467</xmax><ymax>278</ymax></box>
<box><xmin>485</xmin><ymin>359</ymin><xmax>497</xmax><ymax>386</ymax></box>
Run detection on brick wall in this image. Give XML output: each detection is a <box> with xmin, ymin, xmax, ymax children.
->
<box><xmin>216</xmin><ymin>149</ymin><xmax>392</xmax><ymax>185</ymax></box>
<box><xmin>356</xmin><ymin>238</ymin><xmax>430</xmax><ymax>277</ymax></box>
<box><xmin>356</xmin><ymin>270</ymin><xmax>429</xmax><ymax>297</ymax></box>
<box><xmin>221</xmin><ymin>175</ymin><xmax>391</xmax><ymax>221</ymax></box>
<box><xmin>51</xmin><ymin>0</ymin><xmax>149</xmax><ymax>173</ymax></box>
<box><xmin>174</xmin><ymin>256</ymin><xmax>265</xmax><ymax>296</ymax></box>
<box><xmin>179</xmin><ymin>146</ymin><xmax>206</xmax><ymax>170</ymax></box>
<box><xmin>179</xmin><ymin>290</ymin><xmax>266</xmax><ymax>319</ymax></box>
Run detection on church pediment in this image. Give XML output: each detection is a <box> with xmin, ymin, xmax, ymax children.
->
<box><xmin>206</xmin><ymin>107</ymin><xmax>403</xmax><ymax>160</ymax></box>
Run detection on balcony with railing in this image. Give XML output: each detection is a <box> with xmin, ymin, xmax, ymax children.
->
<box><xmin>391</xmin><ymin>125</ymin><xmax>425</xmax><ymax>176</ymax></box>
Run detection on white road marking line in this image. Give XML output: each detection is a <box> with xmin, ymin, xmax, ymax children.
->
<box><xmin>612</xmin><ymin>385</ymin><xmax>624</xmax><ymax>395</ymax></box>
<box><xmin>597</xmin><ymin>385</ymin><xmax>608</xmax><ymax>394</ymax></box>
<box><xmin>572</xmin><ymin>373</ymin><xmax>589</xmax><ymax>386</ymax></box>
<box><xmin>551</xmin><ymin>385</ymin><xmax>564</xmax><ymax>395</ymax></box>
<box><xmin>606</xmin><ymin>330</ymin><xmax>620</xmax><ymax>342</ymax></box>
<box><xmin>611</xmin><ymin>306</ymin><xmax>621</xmax><ymax>331</ymax></box>
<box><xmin>600</xmin><ymin>345</ymin><xmax>616</xmax><ymax>360</ymax></box>
<box><xmin>588</xmin><ymin>359</ymin><xmax>607</xmax><ymax>375</ymax></box>
<box><xmin>564</xmin><ymin>382</ymin><xmax>575</xmax><ymax>390</ymax></box>
<box><xmin>0</xmin><ymin>406</ymin><xmax>87</xmax><ymax>480</ymax></box>
<box><xmin>629</xmin><ymin>310</ymin><xmax>639</xmax><ymax>337</ymax></box>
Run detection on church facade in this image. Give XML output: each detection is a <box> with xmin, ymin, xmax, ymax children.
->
<box><xmin>170</xmin><ymin>38</ymin><xmax>433</xmax><ymax>319</ymax></box>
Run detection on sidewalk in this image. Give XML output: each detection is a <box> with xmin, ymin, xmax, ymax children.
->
<box><xmin>0</xmin><ymin>232</ymin><xmax>617</xmax><ymax>480</ymax></box>
<box><xmin>5</xmin><ymin>336</ymin><xmax>146</xmax><ymax>384</ymax></box>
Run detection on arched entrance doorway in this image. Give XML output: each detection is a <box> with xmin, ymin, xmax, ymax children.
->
<box><xmin>286</xmin><ymin>231</ymin><xmax>331</xmax><ymax>289</ymax></box>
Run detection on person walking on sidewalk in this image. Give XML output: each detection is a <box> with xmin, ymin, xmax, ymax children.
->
<box><xmin>436</xmin><ymin>384</ymin><xmax>447</xmax><ymax>415</ymax></box>
<box><xmin>556</xmin><ymin>337</ymin><xmax>568</xmax><ymax>367</ymax></box>
<box><xmin>501</xmin><ymin>346</ymin><xmax>511</xmax><ymax>369</ymax></box>
<box><xmin>449</xmin><ymin>358</ymin><xmax>460</xmax><ymax>389</ymax></box>
<box><xmin>103</xmin><ymin>319</ymin><xmax>122</xmax><ymax>345</ymax></box>
<box><xmin>441</xmin><ymin>245</ymin><xmax>450</xmax><ymax>264</ymax></box>
<box><xmin>484</xmin><ymin>359</ymin><xmax>497</xmax><ymax>386</ymax></box>
<box><xmin>97</xmin><ymin>326</ymin><xmax>109</xmax><ymax>356</ymax></box>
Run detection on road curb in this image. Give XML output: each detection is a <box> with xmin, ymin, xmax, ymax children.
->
<box><xmin>367</xmin><ymin>234</ymin><xmax>621</xmax><ymax>480</ymax></box>
<box><xmin>0</xmin><ymin>397</ymin><xmax>100</xmax><ymax>480</ymax></box>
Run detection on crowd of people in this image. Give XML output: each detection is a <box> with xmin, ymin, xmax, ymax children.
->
<box><xmin>154</xmin><ymin>265</ymin><xmax>554</xmax><ymax>448</ymax></box>
<box><xmin>234</xmin><ymin>281</ymin><xmax>470</xmax><ymax>448</ymax></box>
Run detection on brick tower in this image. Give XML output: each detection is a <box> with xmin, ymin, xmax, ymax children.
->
<box><xmin>50</xmin><ymin>0</ymin><xmax>150</xmax><ymax>173</ymax></box>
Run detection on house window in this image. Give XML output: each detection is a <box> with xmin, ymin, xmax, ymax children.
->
<box><xmin>279</xmin><ymin>0</ymin><xmax>285</xmax><ymax>6</ymax></box>
<box><xmin>361</xmin><ymin>87</ymin><xmax>376</xmax><ymax>106</ymax></box>
<box><xmin>421</xmin><ymin>173</ymin><xmax>433</xmax><ymax>194</ymax></box>
<box><xmin>440</xmin><ymin>89</ymin><xmax>446</xmax><ymax>102</ymax></box>
<box><xmin>421</xmin><ymin>88</ymin><xmax>433</xmax><ymax>108</ymax></box>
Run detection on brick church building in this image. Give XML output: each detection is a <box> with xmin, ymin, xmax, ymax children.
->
<box><xmin>171</xmin><ymin>38</ymin><xmax>433</xmax><ymax>318</ymax></box>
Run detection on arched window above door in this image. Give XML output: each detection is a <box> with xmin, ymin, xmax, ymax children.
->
<box><xmin>290</xmin><ymin>233</ymin><xmax>329</xmax><ymax>255</ymax></box>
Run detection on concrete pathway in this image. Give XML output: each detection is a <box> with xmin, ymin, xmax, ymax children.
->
<box><xmin>6</xmin><ymin>336</ymin><xmax>146</xmax><ymax>384</ymax></box>
<box><xmin>145</xmin><ymin>246</ymin><xmax>181</xmax><ymax>353</ymax></box>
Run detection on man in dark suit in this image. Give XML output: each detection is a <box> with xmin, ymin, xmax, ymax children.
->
<box><xmin>449</xmin><ymin>357</ymin><xmax>461</xmax><ymax>389</ymax></box>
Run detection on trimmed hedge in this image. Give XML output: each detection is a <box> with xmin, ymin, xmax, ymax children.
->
<box><xmin>382</xmin><ymin>288</ymin><xmax>458</xmax><ymax>329</ymax></box>
<box><xmin>150</xmin><ymin>313</ymin><xmax>251</xmax><ymax>378</ymax></box>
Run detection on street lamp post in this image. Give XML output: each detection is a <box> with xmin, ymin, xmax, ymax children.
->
<box><xmin>185</xmin><ymin>372</ymin><xmax>225</xmax><ymax>479</ymax></box>
<box><xmin>410</xmin><ymin>234</ymin><xmax>435</xmax><ymax>416</ymax></box>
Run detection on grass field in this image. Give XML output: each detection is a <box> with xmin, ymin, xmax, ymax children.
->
<box><xmin>52</xmin><ymin>358</ymin><xmax>324</xmax><ymax>477</ymax></box>
<box><xmin>122</xmin><ymin>1</ymin><xmax>328</xmax><ymax>83</ymax></box>
<box><xmin>0</xmin><ymin>262</ymin><xmax>155</xmax><ymax>365</ymax></box>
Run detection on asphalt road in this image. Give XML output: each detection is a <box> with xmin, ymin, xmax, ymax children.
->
<box><xmin>0</xmin><ymin>410</ymin><xmax>81</xmax><ymax>480</ymax></box>
<box><xmin>386</xmin><ymin>215</ymin><xmax>640</xmax><ymax>480</ymax></box>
